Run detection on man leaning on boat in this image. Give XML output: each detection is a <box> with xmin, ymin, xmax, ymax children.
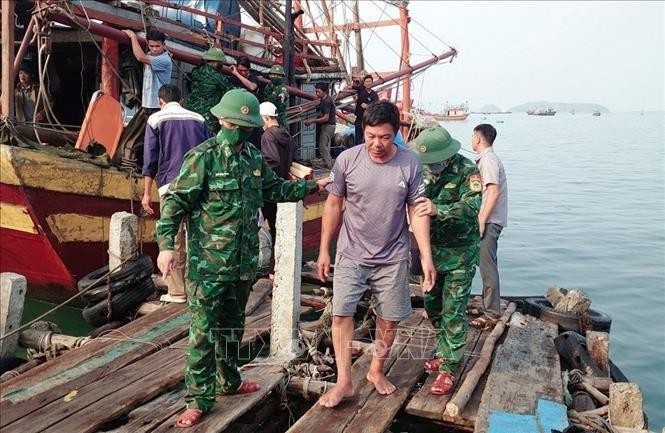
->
<box><xmin>141</xmin><ymin>84</ymin><xmax>209</xmax><ymax>304</ymax></box>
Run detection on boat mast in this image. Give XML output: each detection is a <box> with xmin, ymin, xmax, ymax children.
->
<box><xmin>284</xmin><ymin>0</ymin><xmax>295</xmax><ymax>87</ymax></box>
<box><xmin>353</xmin><ymin>0</ymin><xmax>364</xmax><ymax>72</ymax></box>
<box><xmin>1</xmin><ymin>0</ymin><xmax>16</xmax><ymax>118</ymax></box>
<box><xmin>398</xmin><ymin>1</ymin><xmax>411</xmax><ymax>126</ymax></box>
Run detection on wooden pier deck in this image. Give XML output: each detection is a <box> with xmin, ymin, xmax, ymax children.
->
<box><xmin>1</xmin><ymin>287</ymin><xmax>567</xmax><ymax>433</ymax></box>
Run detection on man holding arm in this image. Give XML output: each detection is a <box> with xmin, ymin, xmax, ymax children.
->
<box><xmin>471</xmin><ymin>123</ymin><xmax>508</xmax><ymax>328</ymax></box>
<box><xmin>156</xmin><ymin>89</ymin><xmax>329</xmax><ymax>427</ymax></box>
<box><xmin>316</xmin><ymin>101</ymin><xmax>436</xmax><ymax>408</ymax></box>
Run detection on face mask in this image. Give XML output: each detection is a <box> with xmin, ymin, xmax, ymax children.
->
<box><xmin>217</xmin><ymin>125</ymin><xmax>253</xmax><ymax>145</ymax></box>
<box><xmin>270</xmin><ymin>77</ymin><xmax>282</xmax><ymax>85</ymax></box>
<box><xmin>428</xmin><ymin>159</ymin><xmax>450</xmax><ymax>175</ymax></box>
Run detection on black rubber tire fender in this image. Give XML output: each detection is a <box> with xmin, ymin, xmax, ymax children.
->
<box><xmin>80</xmin><ymin>264</ymin><xmax>154</xmax><ymax>306</ymax></box>
<box><xmin>525</xmin><ymin>297</ymin><xmax>612</xmax><ymax>333</ymax></box>
<box><xmin>81</xmin><ymin>278</ymin><xmax>155</xmax><ymax>327</ymax></box>
<box><xmin>77</xmin><ymin>255</ymin><xmax>154</xmax><ymax>291</ymax></box>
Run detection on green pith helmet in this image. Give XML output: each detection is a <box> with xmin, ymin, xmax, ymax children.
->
<box><xmin>201</xmin><ymin>47</ymin><xmax>226</xmax><ymax>63</ymax></box>
<box><xmin>410</xmin><ymin>126</ymin><xmax>461</xmax><ymax>164</ymax></box>
<box><xmin>210</xmin><ymin>89</ymin><xmax>264</xmax><ymax>128</ymax></box>
<box><xmin>269</xmin><ymin>64</ymin><xmax>285</xmax><ymax>76</ymax></box>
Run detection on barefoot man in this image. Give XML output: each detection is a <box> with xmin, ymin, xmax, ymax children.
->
<box><xmin>317</xmin><ymin>101</ymin><xmax>436</xmax><ymax>407</ymax></box>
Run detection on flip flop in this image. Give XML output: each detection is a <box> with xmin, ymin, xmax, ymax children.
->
<box><xmin>176</xmin><ymin>408</ymin><xmax>203</xmax><ymax>428</ymax></box>
<box><xmin>470</xmin><ymin>315</ymin><xmax>499</xmax><ymax>330</ymax></box>
<box><xmin>218</xmin><ymin>381</ymin><xmax>261</xmax><ymax>396</ymax></box>
<box><xmin>423</xmin><ymin>357</ymin><xmax>445</xmax><ymax>372</ymax></box>
<box><xmin>430</xmin><ymin>372</ymin><xmax>455</xmax><ymax>395</ymax></box>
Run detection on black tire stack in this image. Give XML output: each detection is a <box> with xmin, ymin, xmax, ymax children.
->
<box><xmin>78</xmin><ymin>255</ymin><xmax>156</xmax><ymax>327</ymax></box>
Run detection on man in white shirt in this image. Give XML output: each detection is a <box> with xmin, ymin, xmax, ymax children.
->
<box><xmin>471</xmin><ymin>124</ymin><xmax>508</xmax><ymax>328</ymax></box>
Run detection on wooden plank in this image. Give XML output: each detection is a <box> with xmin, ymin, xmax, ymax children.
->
<box><xmin>0</xmin><ymin>302</ymin><xmax>185</xmax><ymax>393</ymax></box>
<box><xmin>4</xmin><ymin>343</ymin><xmax>186</xmax><ymax>432</ymax></box>
<box><xmin>245</xmin><ymin>279</ymin><xmax>272</xmax><ymax>316</ymax></box>
<box><xmin>286</xmin><ymin>312</ymin><xmax>424</xmax><ymax>433</ymax></box>
<box><xmin>473</xmin><ymin>318</ymin><xmax>562</xmax><ymax>433</ymax></box>
<box><xmin>0</xmin><ymin>304</ymin><xmax>189</xmax><ymax>428</ymax></box>
<box><xmin>114</xmin><ymin>387</ymin><xmax>187</xmax><ymax>433</ymax></box>
<box><xmin>405</xmin><ymin>324</ymin><xmax>484</xmax><ymax>420</ymax></box>
<box><xmin>341</xmin><ymin>315</ymin><xmax>436</xmax><ymax>433</ymax></box>
<box><xmin>147</xmin><ymin>365</ymin><xmax>285</xmax><ymax>433</ymax></box>
<box><xmin>43</xmin><ymin>347</ymin><xmax>187</xmax><ymax>433</ymax></box>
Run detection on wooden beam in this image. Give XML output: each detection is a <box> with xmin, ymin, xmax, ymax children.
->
<box><xmin>1</xmin><ymin>0</ymin><xmax>15</xmax><ymax>118</ymax></box>
<box><xmin>302</xmin><ymin>18</ymin><xmax>399</xmax><ymax>34</ymax></box>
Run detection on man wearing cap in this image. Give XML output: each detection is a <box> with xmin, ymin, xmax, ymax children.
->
<box><xmin>184</xmin><ymin>47</ymin><xmax>231</xmax><ymax>134</ymax></box>
<box><xmin>156</xmin><ymin>89</ymin><xmax>329</xmax><ymax>428</ymax></box>
<box><xmin>411</xmin><ymin>126</ymin><xmax>482</xmax><ymax>396</ymax></box>
<box><xmin>260</xmin><ymin>65</ymin><xmax>289</xmax><ymax>127</ymax></box>
<box><xmin>259</xmin><ymin>101</ymin><xmax>296</xmax><ymax>277</ymax></box>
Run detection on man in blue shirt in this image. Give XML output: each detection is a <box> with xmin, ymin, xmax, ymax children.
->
<box><xmin>142</xmin><ymin>84</ymin><xmax>209</xmax><ymax>303</ymax></box>
<box><xmin>122</xmin><ymin>29</ymin><xmax>173</xmax><ymax>115</ymax></box>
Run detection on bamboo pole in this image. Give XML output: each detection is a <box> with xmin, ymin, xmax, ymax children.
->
<box><xmin>1</xmin><ymin>0</ymin><xmax>16</xmax><ymax>117</ymax></box>
<box><xmin>444</xmin><ymin>302</ymin><xmax>517</xmax><ymax>419</ymax></box>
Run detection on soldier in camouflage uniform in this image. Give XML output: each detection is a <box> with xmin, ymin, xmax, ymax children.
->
<box><xmin>411</xmin><ymin>126</ymin><xmax>482</xmax><ymax>395</ymax></box>
<box><xmin>260</xmin><ymin>65</ymin><xmax>289</xmax><ymax>127</ymax></box>
<box><xmin>156</xmin><ymin>89</ymin><xmax>328</xmax><ymax>427</ymax></box>
<box><xmin>184</xmin><ymin>47</ymin><xmax>232</xmax><ymax>134</ymax></box>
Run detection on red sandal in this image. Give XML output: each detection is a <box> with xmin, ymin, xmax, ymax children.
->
<box><xmin>423</xmin><ymin>357</ymin><xmax>445</xmax><ymax>372</ymax></box>
<box><xmin>235</xmin><ymin>381</ymin><xmax>261</xmax><ymax>394</ymax></box>
<box><xmin>176</xmin><ymin>408</ymin><xmax>203</xmax><ymax>428</ymax></box>
<box><xmin>430</xmin><ymin>372</ymin><xmax>455</xmax><ymax>395</ymax></box>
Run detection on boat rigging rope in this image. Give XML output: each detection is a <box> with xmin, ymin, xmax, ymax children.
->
<box><xmin>0</xmin><ymin>257</ymin><xmax>134</xmax><ymax>343</ymax></box>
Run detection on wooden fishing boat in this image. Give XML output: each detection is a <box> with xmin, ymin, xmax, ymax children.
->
<box><xmin>1</xmin><ymin>0</ymin><xmax>456</xmax><ymax>302</ymax></box>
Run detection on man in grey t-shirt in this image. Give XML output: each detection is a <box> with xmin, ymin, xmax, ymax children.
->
<box><xmin>472</xmin><ymin>124</ymin><xmax>508</xmax><ymax>326</ymax></box>
<box><xmin>317</xmin><ymin>101</ymin><xmax>436</xmax><ymax>408</ymax></box>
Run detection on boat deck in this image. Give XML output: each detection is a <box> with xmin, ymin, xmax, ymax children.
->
<box><xmin>0</xmin><ymin>286</ymin><xmax>567</xmax><ymax>433</ymax></box>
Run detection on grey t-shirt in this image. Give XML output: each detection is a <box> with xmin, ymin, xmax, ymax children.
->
<box><xmin>327</xmin><ymin>145</ymin><xmax>424</xmax><ymax>264</ymax></box>
<box><xmin>476</xmin><ymin>147</ymin><xmax>508</xmax><ymax>227</ymax></box>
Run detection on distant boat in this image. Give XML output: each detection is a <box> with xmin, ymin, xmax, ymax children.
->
<box><xmin>592</xmin><ymin>111</ymin><xmax>601</xmax><ymax>116</ymax></box>
<box><xmin>571</xmin><ymin>109</ymin><xmax>575</xmax><ymax>115</ymax></box>
<box><xmin>527</xmin><ymin>106</ymin><xmax>556</xmax><ymax>116</ymax></box>
<box><xmin>429</xmin><ymin>103</ymin><xmax>470</xmax><ymax>121</ymax></box>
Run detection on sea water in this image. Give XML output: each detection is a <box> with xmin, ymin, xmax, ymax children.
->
<box><xmin>440</xmin><ymin>111</ymin><xmax>665</xmax><ymax>429</ymax></box>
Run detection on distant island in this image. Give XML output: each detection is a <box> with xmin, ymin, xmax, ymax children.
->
<box><xmin>509</xmin><ymin>101</ymin><xmax>610</xmax><ymax>113</ymax></box>
<box><xmin>472</xmin><ymin>104</ymin><xmax>511</xmax><ymax>114</ymax></box>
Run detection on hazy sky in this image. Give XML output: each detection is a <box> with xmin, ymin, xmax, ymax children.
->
<box><xmin>352</xmin><ymin>1</ymin><xmax>664</xmax><ymax>112</ymax></box>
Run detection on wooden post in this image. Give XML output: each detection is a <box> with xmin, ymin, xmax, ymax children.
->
<box><xmin>1</xmin><ymin>0</ymin><xmax>16</xmax><ymax>117</ymax></box>
<box><xmin>108</xmin><ymin>212</ymin><xmax>138</xmax><ymax>273</ymax></box>
<box><xmin>398</xmin><ymin>1</ymin><xmax>411</xmax><ymax>136</ymax></box>
<box><xmin>0</xmin><ymin>273</ymin><xmax>27</xmax><ymax>360</ymax></box>
<box><xmin>283</xmin><ymin>0</ymin><xmax>295</xmax><ymax>88</ymax></box>
<box><xmin>269</xmin><ymin>202</ymin><xmax>303</xmax><ymax>358</ymax></box>
<box><xmin>586</xmin><ymin>331</ymin><xmax>609</xmax><ymax>375</ymax></box>
<box><xmin>609</xmin><ymin>383</ymin><xmax>645</xmax><ymax>428</ymax></box>
<box><xmin>100</xmin><ymin>38</ymin><xmax>120</xmax><ymax>100</ymax></box>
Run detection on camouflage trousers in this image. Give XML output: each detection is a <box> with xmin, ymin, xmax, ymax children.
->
<box><xmin>184</xmin><ymin>279</ymin><xmax>252</xmax><ymax>413</ymax></box>
<box><xmin>423</xmin><ymin>266</ymin><xmax>476</xmax><ymax>373</ymax></box>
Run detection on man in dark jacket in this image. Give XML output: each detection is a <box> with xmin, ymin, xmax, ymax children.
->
<box><xmin>259</xmin><ymin>101</ymin><xmax>296</xmax><ymax>276</ymax></box>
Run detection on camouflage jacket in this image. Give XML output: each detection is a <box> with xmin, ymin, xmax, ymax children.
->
<box><xmin>261</xmin><ymin>82</ymin><xmax>289</xmax><ymax>126</ymax></box>
<box><xmin>423</xmin><ymin>153</ymin><xmax>482</xmax><ymax>271</ymax></box>
<box><xmin>156</xmin><ymin>136</ymin><xmax>317</xmax><ymax>282</ymax></box>
<box><xmin>184</xmin><ymin>64</ymin><xmax>232</xmax><ymax>129</ymax></box>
